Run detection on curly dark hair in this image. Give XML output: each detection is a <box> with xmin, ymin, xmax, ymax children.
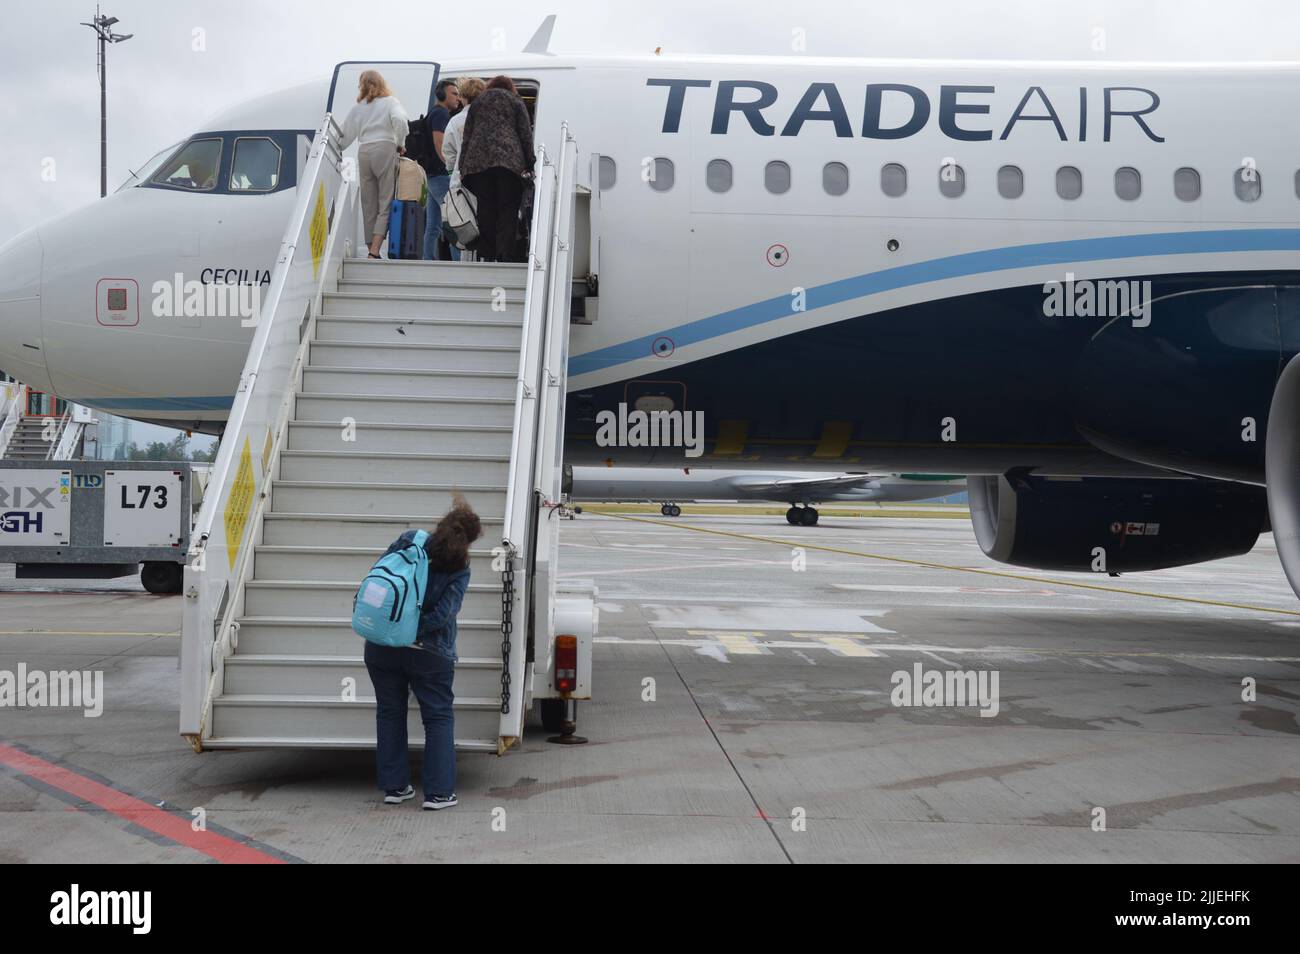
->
<box><xmin>425</xmin><ymin>497</ymin><xmax>483</xmax><ymax>572</ymax></box>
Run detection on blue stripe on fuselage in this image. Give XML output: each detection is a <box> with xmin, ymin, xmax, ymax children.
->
<box><xmin>569</xmin><ymin>227</ymin><xmax>1300</xmax><ymax>377</ymax></box>
<box><xmin>71</xmin><ymin>395</ymin><xmax>235</xmax><ymax>411</ymax></box>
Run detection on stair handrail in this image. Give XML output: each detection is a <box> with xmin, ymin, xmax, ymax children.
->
<box><xmin>179</xmin><ymin>111</ymin><xmax>357</xmax><ymax>747</ymax></box>
<box><xmin>534</xmin><ymin>126</ymin><xmax>578</xmax><ymax>505</ymax></box>
<box><xmin>497</xmin><ymin>124</ymin><xmax>578</xmax><ymax>743</ymax></box>
<box><xmin>43</xmin><ymin>407</ymin><xmax>71</xmax><ymax>460</ymax></box>
<box><xmin>503</xmin><ymin>145</ymin><xmax>556</xmax><ymax>553</ymax></box>
<box><xmin>50</xmin><ymin>410</ymin><xmax>85</xmax><ymax>460</ymax></box>
<box><xmin>0</xmin><ymin>382</ymin><xmax>23</xmax><ymax>458</ymax></box>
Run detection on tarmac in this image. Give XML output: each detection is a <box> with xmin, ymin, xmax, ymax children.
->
<box><xmin>1</xmin><ymin>505</ymin><xmax>1297</xmax><ymax>863</ymax></box>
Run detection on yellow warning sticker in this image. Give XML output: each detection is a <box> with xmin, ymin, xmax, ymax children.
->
<box><xmin>224</xmin><ymin>437</ymin><xmax>255</xmax><ymax>569</ymax></box>
<box><xmin>309</xmin><ymin>182</ymin><xmax>327</xmax><ymax>278</ymax></box>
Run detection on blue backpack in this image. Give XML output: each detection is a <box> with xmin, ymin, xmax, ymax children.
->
<box><xmin>351</xmin><ymin>530</ymin><xmax>429</xmax><ymax>647</ymax></box>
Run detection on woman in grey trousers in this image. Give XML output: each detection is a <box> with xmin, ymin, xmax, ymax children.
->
<box><xmin>339</xmin><ymin>70</ymin><xmax>410</xmax><ymax>258</ymax></box>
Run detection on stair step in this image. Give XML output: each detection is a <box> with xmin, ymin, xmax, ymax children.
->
<box><xmin>260</xmin><ymin>512</ymin><xmax>504</xmax><ymax>547</ymax></box>
<box><xmin>223</xmin><ymin>654</ymin><xmax>504</xmax><ymax>698</ymax></box>
<box><xmin>309</xmin><ymin>341</ymin><xmax>519</xmax><ymax>373</ymax></box>
<box><xmin>235</xmin><ymin>616</ymin><xmax>504</xmax><ymax>657</ymax></box>
<box><xmin>208</xmin><ymin>694</ymin><xmax>502</xmax><ymax>749</ymax></box>
<box><xmin>200</xmin><ymin>736</ymin><xmax>500</xmax><ymax>753</ymax></box>
<box><xmin>270</xmin><ymin>481</ymin><xmax>507</xmax><ymax>518</ymax></box>
<box><xmin>285</xmin><ymin>420</ymin><xmax>513</xmax><ymax>454</ymax></box>
<box><xmin>300</xmin><ymin>368</ymin><xmax>516</xmax><ymax>400</ymax></box>
<box><xmin>278</xmin><ymin>450</ymin><xmax>511</xmax><ymax>484</ymax></box>
<box><xmin>243</xmin><ymin>580</ymin><xmax>502</xmax><ymax>618</ymax></box>
<box><xmin>254</xmin><ymin>545</ymin><xmax>499</xmax><ymax>581</ymax></box>
<box><xmin>322</xmin><ymin>293</ymin><xmax>525</xmax><ymax>321</ymax></box>
<box><xmin>340</xmin><ymin>258</ymin><xmax>526</xmax><ymax>286</ymax></box>
<box><xmin>316</xmin><ymin>316</ymin><xmax>523</xmax><ymax>347</ymax></box>
<box><xmin>296</xmin><ymin>392</ymin><xmax>515</xmax><ymax>427</ymax></box>
<box><xmin>336</xmin><ymin>280</ymin><xmax>527</xmax><ymax>300</ymax></box>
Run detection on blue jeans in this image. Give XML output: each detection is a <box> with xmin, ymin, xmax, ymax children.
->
<box><xmin>424</xmin><ymin>173</ymin><xmax>459</xmax><ymax>261</ymax></box>
<box><xmin>364</xmin><ymin>641</ymin><xmax>456</xmax><ymax>797</ymax></box>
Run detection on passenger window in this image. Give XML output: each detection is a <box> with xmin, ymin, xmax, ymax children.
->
<box><xmin>823</xmin><ymin>162</ymin><xmax>849</xmax><ymax>196</ymax></box>
<box><xmin>706</xmin><ymin>159</ymin><xmax>732</xmax><ymax>193</ymax></box>
<box><xmin>997</xmin><ymin>165</ymin><xmax>1023</xmax><ymax>199</ymax></box>
<box><xmin>152</xmin><ymin>138</ymin><xmax>223</xmax><ymax>191</ymax></box>
<box><xmin>881</xmin><ymin>162</ymin><xmax>907</xmax><ymax>197</ymax></box>
<box><xmin>1114</xmin><ymin>166</ymin><xmax>1141</xmax><ymax>201</ymax></box>
<box><xmin>1295</xmin><ymin>170</ymin><xmax>1300</xmax><ymax>199</ymax></box>
<box><xmin>938</xmin><ymin>162</ymin><xmax>965</xmax><ymax>198</ymax></box>
<box><xmin>229</xmin><ymin>137</ymin><xmax>282</xmax><ymax>192</ymax></box>
<box><xmin>648</xmin><ymin>157</ymin><xmax>673</xmax><ymax>192</ymax></box>
<box><xmin>598</xmin><ymin>156</ymin><xmax>616</xmax><ymax>190</ymax></box>
<box><xmin>1056</xmin><ymin>166</ymin><xmax>1083</xmax><ymax>200</ymax></box>
<box><xmin>1174</xmin><ymin>167</ymin><xmax>1201</xmax><ymax>201</ymax></box>
<box><xmin>1235</xmin><ymin>166</ymin><xmax>1261</xmax><ymax>202</ymax></box>
<box><xmin>765</xmin><ymin>160</ymin><xmax>791</xmax><ymax>194</ymax></box>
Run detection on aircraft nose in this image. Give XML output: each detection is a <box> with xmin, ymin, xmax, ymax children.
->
<box><xmin>0</xmin><ymin>227</ymin><xmax>53</xmax><ymax>392</ymax></box>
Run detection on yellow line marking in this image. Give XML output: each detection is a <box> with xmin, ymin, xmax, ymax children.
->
<box><xmin>811</xmin><ymin>635</ymin><xmax>881</xmax><ymax>657</ymax></box>
<box><xmin>0</xmin><ymin>631</ymin><xmax>179</xmax><ymax>637</ymax></box>
<box><xmin>599</xmin><ymin>512</ymin><xmax>1300</xmax><ymax>618</ymax></box>
<box><xmin>688</xmin><ymin>629</ymin><xmax>766</xmax><ymax>654</ymax></box>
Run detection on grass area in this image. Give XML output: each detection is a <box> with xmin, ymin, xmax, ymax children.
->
<box><xmin>572</xmin><ymin>502</ymin><xmax>971</xmax><ymax>519</ymax></box>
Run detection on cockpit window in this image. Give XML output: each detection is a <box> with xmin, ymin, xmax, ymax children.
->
<box><xmin>116</xmin><ymin>141</ymin><xmax>182</xmax><ymax>193</ymax></box>
<box><xmin>229</xmin><ymin>137</ymin><xmax>282</xmax><ymax>192</ymax></box>
<box><xmin>151</xmin><ymin>138</ymin><xmax>223</xmax><ymax>191</ymax></box>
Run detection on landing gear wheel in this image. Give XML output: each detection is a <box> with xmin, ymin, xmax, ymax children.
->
<box><xmin>141</xmin><ymin>561</ymin><xmax>182</xmax><ymax>595</ymax></box>
<box><xmin>786</xmin><ymin>507</ymin><xmax>800</xmax><ymax>525</ymax></box>
<box><xmin>660</xmin><ymin>503</ymin><xmax>672</xmax><ymax>516</ymax></box>
<box><xmin>668</xmin><ymin>504</ymin><xmax>682</xmax><ymax>517</ymax></box>
<box><xmin>800</xmin><ymin>507</ymin><xmax>819</xmax><ymax>526</ymax></box>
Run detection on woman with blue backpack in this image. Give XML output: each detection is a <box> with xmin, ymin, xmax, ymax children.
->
<box><xmin>357</xmin><ymin>500</ymin><xmax>483</xmax><ymax>810</ymax></box>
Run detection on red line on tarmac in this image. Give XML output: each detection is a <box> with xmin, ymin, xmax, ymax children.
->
<box><xmin>0</xmin><ymin>743</ymin><xmax>285</xmax><ymax>864</ymax></box>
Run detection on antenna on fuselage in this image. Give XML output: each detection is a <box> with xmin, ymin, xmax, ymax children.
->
<box><xmin>523</xmin><ymin>14</ymin><xmax>556</xmax><ymax>55</ymax></box>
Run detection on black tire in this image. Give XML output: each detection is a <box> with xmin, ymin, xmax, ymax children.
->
<box><xmin>660</xmin><ymin>504</ymin><xmax>671</xmax><ymax>516</ymax></box>
<box><xmin>786</xmin><ymin>507</ymin><xmax>800</xmax><ymax>525</ymax></box>
<box><xmin>141</xmin><ymin>562</ymin><xmax>182</xmax><ymax>595</ymax></box>
<box><xmin>801</xmin><ymin>507</ymin><xmax>819</xmax><ymax>526</ymax></box>
<box><xmin>669</xmin><ymin>504</ymin><xmax>682</xmax><ymax>517</ymax></box>
<box><xmin>539</xmin><ymin>698</ymin><xmax>568</xmax><ymax>733</ymax></box>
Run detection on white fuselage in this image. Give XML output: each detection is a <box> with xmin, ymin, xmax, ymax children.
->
<box><xmin>3</xmin><ymin>53</ymin><xmax>1299</xmax><ymax>463</ymax></box>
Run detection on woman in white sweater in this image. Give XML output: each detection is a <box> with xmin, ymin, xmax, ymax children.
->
<box><xmin>339</xmin><ymin>71</ymin><xmax>410</xmax><ymax>258</ymax></box>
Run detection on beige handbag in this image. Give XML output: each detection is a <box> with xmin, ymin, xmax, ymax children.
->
<box><xmin>395</xmin><ymin>157</ymin><xmax>425</xmax><ymax>202</ymax></box>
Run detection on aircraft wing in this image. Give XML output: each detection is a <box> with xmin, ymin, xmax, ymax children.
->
<box><xmin>729</xmin><ymin>473</ymin><xmax>882</xmax><ymax>500</ymax></box>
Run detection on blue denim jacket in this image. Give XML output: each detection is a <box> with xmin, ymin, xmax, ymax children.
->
<box><xmin>386</xmin><ymin>530</ymin><xmax>470</xmax><ymax>661</ymax></box>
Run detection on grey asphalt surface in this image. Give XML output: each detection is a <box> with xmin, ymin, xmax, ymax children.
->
<box><xmin>0</xmin><ymin>509</ymin><xmax>1296</xmax><ymax>862</ymax></box>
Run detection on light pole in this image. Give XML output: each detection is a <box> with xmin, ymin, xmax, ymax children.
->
<box><xmin>81</xmin><ymin>6</ymin><xmax>132</xmax><ymax>198</ymax></box>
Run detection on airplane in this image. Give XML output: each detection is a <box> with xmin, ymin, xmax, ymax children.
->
<box><xmin>568</xmin><ymin>466</ymin><xmax>964</xmax><ymax>523</ymax></box>
<box><xmin>3</xmin><ymin>18</ymin><xmax>1300</xmax><ymax>595</ymax></box>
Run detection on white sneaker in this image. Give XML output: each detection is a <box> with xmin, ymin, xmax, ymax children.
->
<box><xmin>383</xmin><ymin>785</ymin><xmax>415</xmax><ymax>804</ymax></box>
<box><xmin>422</xmin><ymin>794</ymin><xmax>458</xmax><ymax>811</ymax></box>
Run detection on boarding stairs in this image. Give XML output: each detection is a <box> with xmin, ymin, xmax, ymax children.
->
<box><xmin>0</xmin><ymin>391</ymin><xmax>85</xmax><ymax>460</ymax></box>
<box><xmin>214</xmin><ymin>259</ymin><xmax>525</xmax><ymax>750</ymax></box>
<box><xmin>3</xmin><ymin>415</ymin><xmax>56</xmax><ymax>460</ymax></box>
<box><xmin>181</xmin><ymin>111</ymin><xmax>584</xmax><ymax>754</ymax></box>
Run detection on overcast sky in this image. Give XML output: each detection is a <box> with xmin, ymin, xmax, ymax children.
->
<box><xmin>5</xmin><ymin>0</ymin><xmax>1300</xmax><ymax>240</ymax></box>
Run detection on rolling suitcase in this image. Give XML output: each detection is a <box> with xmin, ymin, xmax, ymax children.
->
<box><xmin>387</xmin><ymin>199</ymin><xmax>426</xmax><ymax>259</ymax></box>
